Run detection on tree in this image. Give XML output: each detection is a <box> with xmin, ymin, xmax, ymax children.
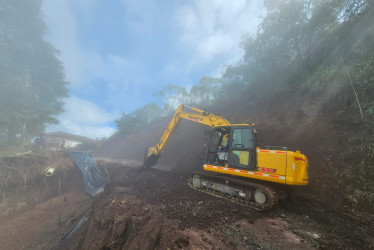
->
<box><xmin>157</xmin><ymin>84</ymin><xmax>189</xmax><ymax>115</ymax></box>
<box><xmin>189</xmin><ymin>76</ymin><xmax>221</xmax><ymax>106</ymax></box>
<box><xmin>0</xmin><ymin>0</ymin><xmax>68</xmax><ymax>145</ymax></box>
<box><xmin>221</xmin><ymin>0</ymin><xmax>372</xmax><ymax>95</ymax></box>
<box><xmin>133</xmin><ymin>103</ymin><xmax>162</xmax><ymax>124</ymax></box>
<box><xmin>115</xmin><ymin>103</ymin><xmax>162</xmax><ymax>134</ymax></box>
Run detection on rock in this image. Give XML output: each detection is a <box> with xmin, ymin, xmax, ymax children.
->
<box><xmin>17</xmin><ymin>201</ymin><xmax>28</xmax><ymax>210</ymax></box>
<box><xmin>280</xmin><ymin>214</ymin><xmax>287</xmax><ymax>218</ymax></box>
<box><xmin>114</xmin><ymin>187</ymin><xmax>127</xmax><ymax>192</ymax></box>
<box><xmin>198</xmin><ymin>201</ymin><xmax>204</xmax><ymax>204</ymax></box>
<box><xmin>312</xmin><ymin>233</ymin><xmax>321</xmax><ymax>239</ymax></box>
<box><xmin>243</xmin><ymin>236</ymin><xmax>248</xmax><ymax>240</ymax></box>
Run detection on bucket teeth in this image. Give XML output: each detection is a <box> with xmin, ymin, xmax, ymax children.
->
<box><xmin>143</xmin><ymin>154</ymin><xmax>160</xmax><ymax>168</ymax></box>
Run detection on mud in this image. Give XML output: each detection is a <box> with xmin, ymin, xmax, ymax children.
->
<box><xmin>0</xmin><ymin>153</ymin><xmax>373</xmax><ymax>249</ymax></box>
<box><xmin>59</xmin><ymin>163</ymin><xmax>374</xmax><ymax>249</ymax></box>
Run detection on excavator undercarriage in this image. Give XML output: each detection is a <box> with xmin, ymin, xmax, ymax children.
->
<box><xmin>189</xmin><ymin>172</ymin><xmax>279</xmax><ymax>211</ymax></box>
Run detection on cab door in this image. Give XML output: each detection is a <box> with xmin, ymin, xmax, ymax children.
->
<box><xmin>228</xmin><ymin>128</ymin><xmax>256</xmax><ymax>170</ymax></box>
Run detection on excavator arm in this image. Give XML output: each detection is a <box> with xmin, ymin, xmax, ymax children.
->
<box><xmin>143</xmin><ymin>104</ymin><xmax>231</xmax><ymax>167</ymax></box>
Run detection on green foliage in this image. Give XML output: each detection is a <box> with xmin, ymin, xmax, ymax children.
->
<box><xmin>156</xmin><ymin>84</ymin><xmax>189</xmax><ymax>115</ymax></box>
<box><xmin>0</xmin><ymin>0</ymin><xmax>68</xmax><ymax>145</ymax></box>
<box><xmin>219</xmin><ymin>0</ymin><xmax>372</xmax><ymax>96</ymax></box>
<box><xmin>133</xmin><ymin>103</ymin><xmax>163</xmax><ymax>124</ymax></box>
<box><xmin>189</xmin><ymin>76</ymin><xmax>222</xmax><ymax>106</ymax></box>
<box><xmin>155</xmin><ymin>77</ymin><xmax>222</xmax><ymax>115</ymax></box>
<box><xmin>115</xmin><ymin>103</ymin><xmax>162</xmax><ymax>134</ymax></box>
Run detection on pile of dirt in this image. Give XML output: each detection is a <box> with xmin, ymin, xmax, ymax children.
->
<box><xmin>58</xmin><ymin>163</ymin><xmax>373</xmax><ymax>250</ymax></box>
<box><xmin>0</xmin><ymin>154</ymin><xmax>372</xmax><ymax>249</ymax></box>
<box><xmin>0</xmin><ymin>191</ymin><xmax>91</xmax><ymax>250</ymax></box>
<box><xmin>0</xmin><ymin>151</ymin><xmax>85</xmax><ymax>217</ymax></box>
<box><xmin>0</xmin><ymin>150</ymin><xmax>96</xmax><ymax>250</ymax></box>
<box><xmin>58</xmin><ymin>164</ymin><xmax>311</xmax><ymax>250</ymax></box>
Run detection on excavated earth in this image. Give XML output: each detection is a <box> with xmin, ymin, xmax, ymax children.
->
<box><xmin>0</xmin><ymin>151</ymin><xmax>372</xmax><ymax>249</ymax></box>
<box><xmin>1</xmin><ymin>86</ymin><xmax>374</xmax><ymax>249</ymax></box>
<box><xmin>57</xmin><ymin>162</ymin><xmax>374</xmax><ymax>250</ymax></box>
<box><xmin>1</xmin><ymin>155</ymin><xmax>372</xmax><ymax>250</ymax></box>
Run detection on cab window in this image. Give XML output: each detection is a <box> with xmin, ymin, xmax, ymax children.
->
<box><xmin>208</xmin><ymin>130</ymin><xmax>221</xmax><ymax>151</ymax></box>
<box><xmin>232</xmin><ymin>128</ymin><xmax>254</xmax><ymax>149</ymax></box>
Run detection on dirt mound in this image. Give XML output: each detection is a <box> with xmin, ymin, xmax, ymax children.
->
<box><xmin>0</xmin><ymin>191</ymin><xmax>91</xmax><ymax>250</ymax></box>
<box><xmin>59</xmin><ymin>164</ymin><xmax>318</xmax><ymax>250</ymax></box>
<box><xmin>57</xmin><ymin>163</ymin><xmax>373</xmax><ymax>249</ymax></box>
<box><xmin>0</xmin><ymin>157</ymin><xmax>372</xmax><ymax>249</ymax></box>
<box><xmin>0</xmin><ymin>150</ymin><xmax>95</xmax><ymax>250</ymax></box>
<box><xmin>0</xmin><ymin>151</ymin><xmax>85</xmax><ymax>217</ymax></box>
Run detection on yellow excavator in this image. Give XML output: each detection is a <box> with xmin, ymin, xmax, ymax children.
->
<box><xmin>144</xmin><ymin>104</ymin><xmax>308</xmax><ymax>210</ymax></box>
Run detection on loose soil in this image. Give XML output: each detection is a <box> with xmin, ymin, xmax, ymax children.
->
<box><xmin>0</xmin><ymin>153</ymin><xmax>372</xmax><ymax>249</ymax></box>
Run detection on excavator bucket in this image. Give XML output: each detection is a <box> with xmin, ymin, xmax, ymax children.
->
<box><xmin>143</xmin><ymin>146</ymin><xmax>161</xmax><ymax>168</ymax></box>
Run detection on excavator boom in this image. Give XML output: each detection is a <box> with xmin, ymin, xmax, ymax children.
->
<box><xmin>143</xmin><ymin>104</ymin><xmax>232</xmax><ymax>167</ymax></box>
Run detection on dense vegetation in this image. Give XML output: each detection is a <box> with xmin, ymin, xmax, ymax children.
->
<box><xmin>0</xmin><ymin>0</ymin><xmax>68</xmax><ymax>146</ymax></box>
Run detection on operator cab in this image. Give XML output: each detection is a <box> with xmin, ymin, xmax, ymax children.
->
<box><xmin>203</xmin><ymin>125</ymin><xmax>257</xmax><ymax>170</ymax></box>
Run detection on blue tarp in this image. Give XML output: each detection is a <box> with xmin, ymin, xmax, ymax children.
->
<box><xmin>67</xmin><ymin>151</ymin><xmax>110</xmax><ymax>197</ymax></box>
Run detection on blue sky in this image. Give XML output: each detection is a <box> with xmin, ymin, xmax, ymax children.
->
<box><xmin>43</xmin><ymin>0</ymin><xmax>265</xmax><ymax>139</ymax></box>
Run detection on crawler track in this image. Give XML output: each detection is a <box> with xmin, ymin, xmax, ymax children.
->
<box><xmin>188</xmin><ymin>172</ymin><xmax>279</xmax><ymax>211</ymax></box>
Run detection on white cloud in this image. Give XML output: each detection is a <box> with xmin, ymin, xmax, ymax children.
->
<box><xmin>61</xmin><ymin>96</ymin><xmax>116</xmax><ymax>125</ymax></box>
<box><xmin>43</xmin><ymin>1</ymin><xmax>130</xmax><ymax>88</ymax></box>
<box><xmin>46</xmin><ymin>96</ymin><xmax>118</xmax><ymax>139</ymax></box>
<box><xmin>42</xmin><ymin>0</ymin><xmax>266</xmax><ymax>138</ymax></box>
<box><xmin>42</xmin><ymin>1</ymin><xmax>137</xmax><ymax>138</ymax></box>
<box><xmin>175</xmin><ymin>0</ymin><xmax>265</xmax><ymax>64</ymax></box>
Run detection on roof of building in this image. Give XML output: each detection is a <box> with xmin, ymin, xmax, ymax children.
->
<box><xmin>44</xmin><ymin>132</ymin><xmax>96</xmax><ymax>143</ymax></box>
